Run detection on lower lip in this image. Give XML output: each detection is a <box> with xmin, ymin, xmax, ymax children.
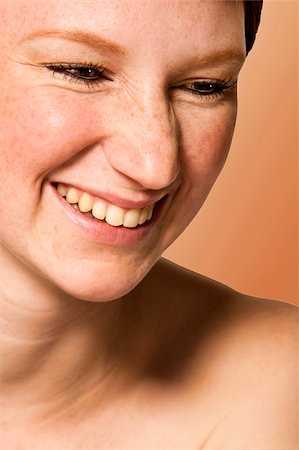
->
<box><xmin>48</xmin><ymin>182</ymin><xmax>161</xmax><ymax>246</ymax></box>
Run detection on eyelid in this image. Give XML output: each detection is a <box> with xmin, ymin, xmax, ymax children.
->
<box><xmin>175</xmin><ymin>76</ymin><xmax>236</xmax><ymax>87</ymax></box>
<box><xmin>43</xmin><ymin>62</ymin><xmax>112</xmax><ymax>89</ymax></box>
<box><xmin>171</xmin><ymin>77</ymin><xmax>237</xmax><ymax>103</ymax></box>
<box><xmin>186</xmin><ymin>78</ymin><xmax>236</xmax><ymax>92</ymax></box>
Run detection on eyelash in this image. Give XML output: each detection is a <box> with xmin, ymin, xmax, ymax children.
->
<box><xmin>184</xmin><ymin>79</ymin><xmax>237</xmax><ymax>100</ymax></box>
<box><xmin>45</xmin><ymin>62</ymin><xmax>236</xmax><ymax>100</ymax></box>
<box><xmin>45</xmin><ymin>62</ymin><xmax>109</xmax><ymax>88</ymax></box>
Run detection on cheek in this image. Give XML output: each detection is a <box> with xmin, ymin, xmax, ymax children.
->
<box><xmin>0</xmin><ymin>88</ymin><xmax>105</xmax><ymax>189</ymax></box>
<box><xmin>179</xmin><ymin>104</ymin><xmax>237</xmax><ymax>188</ymax></box>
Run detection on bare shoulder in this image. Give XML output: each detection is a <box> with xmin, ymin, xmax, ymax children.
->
<box><xmin>149</xmin><ymin>259</ymin><xmax>298</xmax><ymax>382</ymax></box>
<box><xmin>209</xmin><ymin>294</ymin><xmax>299</xmax><ymax>450</ymax></box>
<box><xmin>161</xmin><ymin>256</ymin><xmax>298</xmax><ymax>358</ymax></box>
<box><xmin>152</xmin><ymin>259</ymin><xmax>298</xmax><ymax>449</ymax></box>
<box><xmin>157</xmin><ymin>256</ymin><xmax>298</xmax><ymax>331</ymax></box>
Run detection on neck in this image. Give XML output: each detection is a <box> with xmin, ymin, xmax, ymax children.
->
<box><xmin>0</xmin><ymin>246</ymin><xmax>145</xmax><ymax>424</ymax></box>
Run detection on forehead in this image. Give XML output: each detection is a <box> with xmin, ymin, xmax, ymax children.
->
<box><xmin>2</xmin><ymin>0</ymin><xmax>245</xmax><ymax>58</ymax></box>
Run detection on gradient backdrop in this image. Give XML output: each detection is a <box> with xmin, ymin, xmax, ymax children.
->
<box><xmin>163</xmin><ymin>1</ymin><xmax>298</xmax><ymax>305</ymax></box>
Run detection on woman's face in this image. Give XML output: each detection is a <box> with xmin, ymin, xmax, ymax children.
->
<box><xmin>0</xmin><ymin>0</ymin><xmax>245</xmax><ymax>301</ymax></box>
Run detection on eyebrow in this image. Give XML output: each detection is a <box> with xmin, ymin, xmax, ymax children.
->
<box><xmin>175</xmin><ymin>49</ymin><xmax>246</xmax><ymax>74</ymax></box>
<box><xmin>22</xmin><ymin>30</ymin><xmax>127</xmax><ymax>57</ymax></box>
<box><xmin>22</xmin><ymin>30</ymin><xmax>245</xmax><ymax>71</ymax></box>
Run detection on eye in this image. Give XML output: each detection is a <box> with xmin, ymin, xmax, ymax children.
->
<box><xmin>44</xmin><ymin>62</ymin><xmax>111</xmax><ymax>89</ymax></box>
<box><xmin>175</xmin><ymin>78</ymin><xmax>237</xmax><ymax>102</ymax></box>
<box><xmin>62</xmin><ymin>66</ymin><xmax>103</xmax><ymax>81</ymax></box>
<box><xmin>190</xmin><ymin>81</ymin><xmax>227</xmax><ymax>95</ymax></box>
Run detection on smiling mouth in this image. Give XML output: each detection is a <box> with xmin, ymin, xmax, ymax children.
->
<box><xmin>54</xmin><ymin>183</ymin><xmax>155</xmax><ymax>228</ymax></box>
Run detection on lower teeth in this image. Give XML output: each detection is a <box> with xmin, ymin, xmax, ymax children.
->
<box><xmin>72</xmin><ymin>204</ymin><xmax>95</xmax><ymax>219</ymax></box>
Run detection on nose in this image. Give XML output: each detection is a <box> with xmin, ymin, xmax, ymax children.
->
<box><xmin>105</xmin><ymin>92</ymin><xmax>179</xmax><ymax>191</ymax></box>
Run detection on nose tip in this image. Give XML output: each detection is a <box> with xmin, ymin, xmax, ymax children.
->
<box><xmin>107</xmin><ymin>103</ymin><xmax>180</xmax><ymax>191</ymax></box>
<box><xmin>134</xmin><ymin>132</ymin><xmax>179</xmax><ymax>190</ymax></box>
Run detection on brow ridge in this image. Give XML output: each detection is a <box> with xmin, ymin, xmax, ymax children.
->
<box><xmin>175</xmin><ymin>49</ymin><xmax>246</xmax><ymax>75</ymax></box>
<box><xmin>22</xmin><ymin>29</ymin><xmax>127</xmax><ymax>57</ymax></box>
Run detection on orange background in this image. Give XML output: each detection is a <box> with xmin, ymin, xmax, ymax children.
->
<box><xmin>164</xmin><ymin>1</ymin><xmax>298</xmax><ymax>305</ymax></box>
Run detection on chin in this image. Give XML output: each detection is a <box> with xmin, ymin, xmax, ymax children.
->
<box><xmin>62</xmin><ymin>278</ymin><xmax>139</xmax><ymax>303</ymax></box>
<box><xmin>39</xmin><ymin>257</ymin><xmax>153</xmax><ymax>303</ymax></box>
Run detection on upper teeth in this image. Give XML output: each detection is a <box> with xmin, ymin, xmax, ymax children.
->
<box><xmin>56</xmin><ymin>183</ymin><xmax>155</xmax><ymax>228</ymax></box>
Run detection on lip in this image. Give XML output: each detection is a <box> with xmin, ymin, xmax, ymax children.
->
<box><xmin>47</xmin><ymin>182</ymin><xmax>166</xmax><ymax>246</ymax></box>
<box><xmin>51</xmin><ymin>181</ymin><xmax>165</xmax><ymax>210</ymax></box>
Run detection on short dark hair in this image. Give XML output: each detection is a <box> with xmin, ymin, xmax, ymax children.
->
<box><xmin>244</xmin><ymin>1</ymin><xmax>263</xmax><ymax>54</ymax></box>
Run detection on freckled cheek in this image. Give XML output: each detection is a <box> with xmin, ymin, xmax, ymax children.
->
<box><xmin>0</xmin><ymin>91</ymin><xmax>107</xmax><ymax>183</ymax></box>
<box><xmin>179</xmin><ymin>106</ymin><xmax>237</xmax><ymax>186</ymax></box>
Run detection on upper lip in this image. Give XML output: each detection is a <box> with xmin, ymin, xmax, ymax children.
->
<box><xmin>51</xmin><ymin>181</ymin><xmax>167</xmax><ymax>209</ymax></box>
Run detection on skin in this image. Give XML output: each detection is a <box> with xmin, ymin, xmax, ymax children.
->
<box><xmin>0</xmin><ymin>1</ymin><xmax>298</xmax><ymax>449</ymax></box>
